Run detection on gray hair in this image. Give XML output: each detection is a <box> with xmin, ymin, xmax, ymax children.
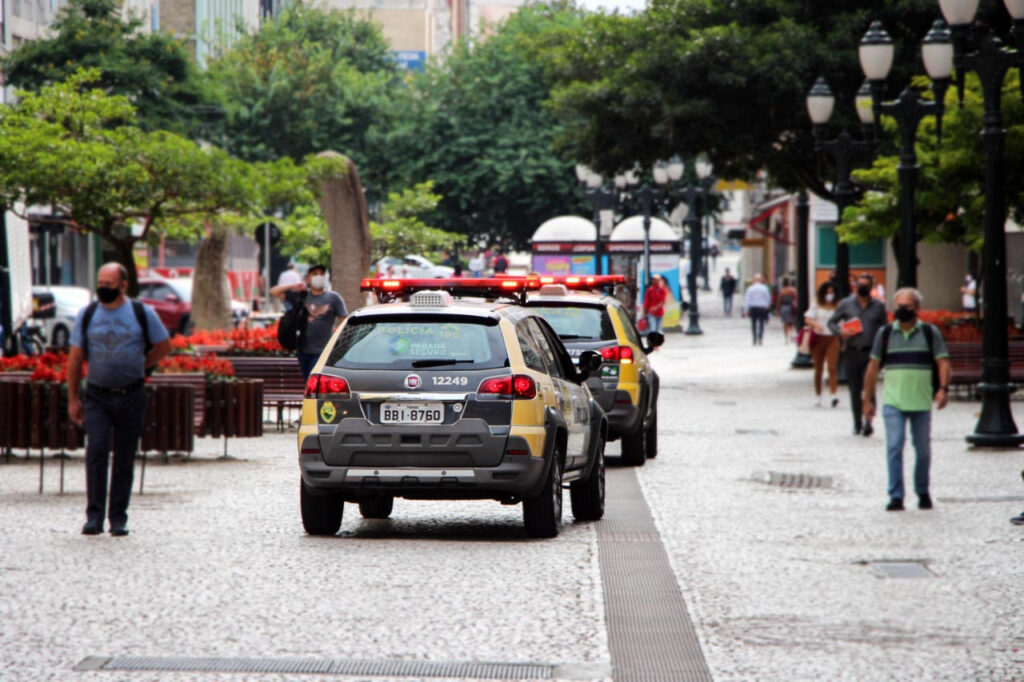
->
<box><xmin>894</xmin><ymin>287</ymin><xmax>923</xmax><ymax>308</ymax></box>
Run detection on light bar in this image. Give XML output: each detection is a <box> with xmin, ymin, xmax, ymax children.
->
<box><xmin>360</xmin><ymin>277</ymin><xmax>543</xmax><ymax>303</ymax></box>
<box><xmin>534</xmin><ymin>275</ymin><xmax>625</xmax><ymax>289</ymax></box>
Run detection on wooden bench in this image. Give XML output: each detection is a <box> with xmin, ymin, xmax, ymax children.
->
<box><xmin>945</xmin><ymin>341</ymin><xmax>1024</xmax><ymax>395</ymax></box>
<box><xmin>227</xmin><ymin>356</ymin><xmax>306</xmax><ymax>430</ymax></box>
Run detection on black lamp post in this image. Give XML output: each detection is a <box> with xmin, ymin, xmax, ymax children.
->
<box><xmin>678</xmin><ymin>158</ymin><xmax>714</xmax><ymax>336</ymax></box>
<box><xmin>806</xmin><ymin>77</ymin><xmax>877</xmax><ymax>298</ymax></box>
<box><xmin>576</xmin><ymin>164</ymin><xmax>617</xmax><ymax>275</ymax></box>
<box><xmin>791</xmin><ymin>191</ymin><xmax>814</xmax><ymax>368</ymax></box>
<box><xmin>860</xmin><ymin>20</ymin><xmax>954</xmax><ymax>289</ymax></box>
<box><xmin>939</xmin><ymin>0</ymin><xmax>1024</xmax><ymax>447</ymax></box>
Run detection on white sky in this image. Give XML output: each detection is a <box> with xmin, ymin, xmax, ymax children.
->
<box><xmin>576</xmin><ymin>0</ymin><xmax>647</xmax><ymax>14</ymax></box>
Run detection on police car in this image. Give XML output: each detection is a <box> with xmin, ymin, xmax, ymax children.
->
<box><xmin>297</xmin><ymin>277</ymin><xmax>608</xmax><ymax>539</ymax></box>
<box><xmin>521</xmin><ymin>275</ymin><xmax>662</xmax><ymax>467</ymax></box>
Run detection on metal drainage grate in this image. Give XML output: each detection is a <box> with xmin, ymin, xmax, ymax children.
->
<box><xmin>869</xmin><ymin>561</ymin><xmax>934</xmax><ymax>579</ymax></box>
<box><xmin>75</xmin><ymin>656</ymin><xmax>554</xmax><ymax>679</ymax></box>
<box><xmin>735</xmin><ymin>428</ymin><xmax>779</xmax><ymax>436</ymax></box>
<box><xmin>753</xmin><ymin>471</ymin><xmax>833</xmax><ymax>489</ymax></box>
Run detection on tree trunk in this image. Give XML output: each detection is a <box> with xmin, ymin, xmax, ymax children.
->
<box><xmin>317</xmin><ymin>150</ymin><xmax>371</xmax><ymax>315</ymax></box>
<box><xmin>112</xmin><ymin>237</ymin><xmax>140</xmax><ymax>297</ymax></box>
<box><xmin>191</xmin><ymin>225</ymin><xmax>232</xmax><ymax>331</ymax></box>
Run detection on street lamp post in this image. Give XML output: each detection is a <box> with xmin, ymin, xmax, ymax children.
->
<box><xmin>677</xmin><ymin>158</ymin><xmax>714</xmax><ymax>336</ymax></box>
<box><xmin>791</xmin><ymin>191</ymin><xmax>814</xmax><ymax>368</ymax></box>
<box><xmin>576</xmin><ymin>164</ymin><xmax>616</xmax><ymax>275</ymax></box>
<box><xmin>806</xmin><ymin>77</ymin><xmax>877</xmax><ymax>298</ymax></box>
<box><xmin>939</xmin><ymin>0</ymin><xmax>1024</xmax><ymax>447</ymax></box>
<box><xmin>860</xmin><ymin>20</ymin><xmax>954</xmax><ymax>289</ymax></box>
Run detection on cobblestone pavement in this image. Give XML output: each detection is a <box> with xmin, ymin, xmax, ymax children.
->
<box><xmin>3</xmin><ymin>267</ymin><xmax>1024</xmax><ymax>681</ymax></box>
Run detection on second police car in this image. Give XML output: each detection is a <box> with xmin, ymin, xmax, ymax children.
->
<box><xmin>522</xmin><ymin>275</ymin><xmax>663</xmax><ymax>467</ymax></box>
<box><xmin>296</xmin><ymin>277</ymin><xmax>608</xmax><ymax>538</ymax></box>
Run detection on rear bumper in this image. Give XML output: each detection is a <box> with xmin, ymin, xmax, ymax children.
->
<box><xmin>299</xmin><ymin>417</ymin><xmax>548</xmax><ymax>500</ymax></box>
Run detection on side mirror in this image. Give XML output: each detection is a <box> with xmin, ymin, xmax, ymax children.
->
<box><xmin>577</xmin><ymin>350</ymin><xmax>603</xmax><ymax>383</ymax></box>
<box><xmin>644</xmin><ymin>331</ymin><xmax>665</xmax><ymax>353</ymax></box>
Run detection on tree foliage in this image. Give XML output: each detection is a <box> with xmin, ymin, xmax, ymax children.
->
<box><xmin>0</xmin><ymin>0</ymin><xmax>213</xmax><ymax>135</ymax></box>
<box><xmin>536</xmin><ymin>0</ymin><xmax>1017</xmax><ymax>196</ymax></box>
<box><xmin>207</xmin><ymin>3</ymin><xmax>399</xmax><ymax>192</ymax></box>
<box><xmin>0</xmin><ymin>70</ymin><xmax>334</xmax><ymax>295</ymax></box>
<box><xmin>841</xmin><ymin>72</ymin><xmax>1024</xmax><ymax>254</ymax></box>
<box><xmin>386</xmin><ymin>4</ymin><xmax>586</xmax><ymax>247</ymax></box>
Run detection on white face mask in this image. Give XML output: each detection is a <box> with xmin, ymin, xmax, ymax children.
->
<box><xmin>825</xmin><ymin>293</ymin><xmax>835</xmax><ymax>303</ymax></box>
<box><xmin>310</xmin><ymin>275</ymin><xmax>326</xmax><ymax>290</ymax></box>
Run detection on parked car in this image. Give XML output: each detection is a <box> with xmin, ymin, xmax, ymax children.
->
<box><xmin>297</xmin><ymin>277</ymin><xmax>608</xmax><ymax>539</ymax></box>
<box><xmin>138</xmin><ymin>277</ymin><xmax>250</xmax><ymax>335</ymax></box>
<box><xmin>31</xmin><ymin>285</ymin><xmax>91</xmax><ymax>348</ymax></box>
<box><xmin>374</xmin><ymin>255</ymin><xmax>454</xmax><ymax>279</ymax></box>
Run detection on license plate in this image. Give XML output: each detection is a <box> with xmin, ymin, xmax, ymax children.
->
<box><xmin>380</xmin><ymin>402</ymin><xmax>444</xmax><ymax>424</ymax></box>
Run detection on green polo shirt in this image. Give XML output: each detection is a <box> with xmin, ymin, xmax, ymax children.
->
<box><xmin>870</xmin><ymin>321</ymin><xmax>948</xmax><ymax>412</ymax></box>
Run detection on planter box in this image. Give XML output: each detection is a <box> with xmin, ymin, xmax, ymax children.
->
<box><xmin>0</xmin><ymin>380</ymin><xmax>83</xmax><ymax>450</ymax></box>
<box><xmin>204</xmin><ymin>379</ymin><xmax>263</xmax><ymax>438</ymax></box>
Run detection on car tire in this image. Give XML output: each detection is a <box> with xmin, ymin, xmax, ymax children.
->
<box><xmin>620</xmin><ymin>419</ymin><xmax>647</xmax><ymax>467</ymax></box>
<box><xmin>571</xmin><ymin>436</ymin><xmax>605</xmax><ymax>521</ymax></box>
<box><xmin>645</xmin><ymin>408</ymin><xmax>658</xmax><ymax>459</ymax></box>
<box><xmin>523</xmin><ymin>446</ymin><xmax>563</xmax><ymax>538</ymax></box>
<box><xmin>300</xmin><ymin>481</ymin><xmax>344</xmax><ymax>536</ymax></box>
<box><xmin>358</xmin><ymin>496</ymin><xmax>394</xmax><ymax>519</ymax></box>
<box><xmin>51</xmin><ymin>324</ymin><xmax>70</xmax><ymax>348</ymax></box>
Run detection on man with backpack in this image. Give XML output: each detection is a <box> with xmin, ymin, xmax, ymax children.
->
<box><xmin>271</xmin><ymin>264</ymin><xmax>347</xmax><ymax>379</ymax></box>
<box><xmin>862</xmin><ymin>288</ymin><xmax>951</xmax><ymax>512</ymax></box>
<box><xmin>67</xmin><ymin>262</ymin><xmax>172</xmax><ymax>536</ymax></box>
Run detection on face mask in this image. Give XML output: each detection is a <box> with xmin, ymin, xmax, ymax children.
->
<box><xmin>894</xmin><ymin>306</ymin><xmax>916</xmax><ymax>322</ymax></box>
<box><xmin>825</xmin><ymin>293</ymin><xmax>835</xmax><ymax>303</ymax></box>
<box><xmin>856</xmin><ymin>284</ymin><xmax>872</xmax><ymax>298</ymax></box>
<box><xmin>96</xmin><ymin>286</ymin><xmax>120</xmax><ymax>304</ymax></box>
<box><xmin>310</xmin><ymin>275</ymin><xmax>326</xmax><ymax>290</ymax></box>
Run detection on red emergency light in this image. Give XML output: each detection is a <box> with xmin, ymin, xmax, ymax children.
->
<box><xmin>360</xmin><ymin>277</ymin><xmax>542</xmax><ymax>303</ymax></box>
<box><xmin>533</xmin><ymin>275</ymin><xmax>625</xmax><ymax>290</ymax></box>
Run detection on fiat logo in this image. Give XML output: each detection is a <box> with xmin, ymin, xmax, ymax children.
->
<box><xmin>404</xmin><ymin>374</ymin><xmax>422</xmax><ymax>390</ymax></box>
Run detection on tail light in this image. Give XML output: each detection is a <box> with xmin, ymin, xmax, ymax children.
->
<box><xmin>599</xmin><ymin>345</ymin><xmax>634</xmax><ymax>365</ymax></box>
<box><xmin>304</xmin><ymin>374</ymin><xmax>350</xmax><ymax>399</ymax></box>
<box><xmin>477</xmin><ymin>374</ymin><xmax>537</xmax><ymax>399</ymax></box>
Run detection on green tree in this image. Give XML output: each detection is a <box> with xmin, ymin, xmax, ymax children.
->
<box><xmin>207</xmin><ymin>3</ymin><xmax>399</xmax><ymax>192</ymax></box>
<box><xmin>536</xmin><ymin>0</ymin><xmax>1018</xmax><ymax>194</ymax></box>
<box><xmin>841</xmin><ymin>73</ymin><xmax>1024</xmax><ymax>258</ymax></box>
<box><xmin>280</xmin><ymin>181</ymin><xmax>461</xmax><ymax>265</ymax></box>
<box><xmin>0</xmin><ymin>0</ymin><xmax>213</xmax><ymax>135</ymax></box>
<box><xmin>386</xmin><ymin>4</ymin><xmax>587</xmax><ymax>247</ymax></box>
<box><xmin>0</xmin><ymin>70</ymin><xmax>333</xmax><ymax>318</ymax></box>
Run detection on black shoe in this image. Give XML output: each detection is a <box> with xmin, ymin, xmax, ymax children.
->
<box><xmin>863</xmin><ymin>423</ymin><xmax>874</xmax><ymax>437</ymax></box>
<box><xmin>886</xmin><ymin>498</ymin><xmax>905</xmax><ymax>511</ymax></box>
<box><xmin>831</xmin><ymin>397</ymin><xmax>839</xmax><ymax>408</ymax></box>
<box><xmin>853</xmin><ymin>426</ymin><xmax>862</xmax><ymax>435</ymax></box>
<box><xmin>109</xmin><ymin>524</ymin><xmax>129</xmax><ymax>537</ymax></box>
<box><xmin>918</xmin><ymin>494</ymin><xmax>933</xmax><ymax>510</ymax></box>
<box><xmin>1011</xmin><ymin>512</ymin><xmax>1024</xmax><ymax>526</ymax></box>
<box><xmin>81</xmin><ymin>520</ymin><xmax>103</xmax><ymax>535</ymax></box>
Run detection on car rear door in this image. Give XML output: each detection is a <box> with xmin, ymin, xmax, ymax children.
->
<box><xmin>526</xmin><ymin>317</ymin><xmax>589</xmax><ymax>470</ymax></box>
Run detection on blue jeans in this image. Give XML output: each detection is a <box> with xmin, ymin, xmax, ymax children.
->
<box><xmin>298</xmin><ymin>352</ymin><xmax>320</xmax><ymax>379</ymax></box>
<box><xmin>882</xmin><ymin>405</ymin><xmax>932</xmax><ymax>500</ymax></box>
<box><xmin>83</xmin><ymin>383</ymin><xmax>147</xmax><ymax>526</ymax></box>
<box><xmin>723</xmin><ymin>295</ymin><xmax>733</xmax><ymax>315</ymax></box>
<box><xmin>748</xmin><ymin>306</ymin><xmax>768</xmax><ymax>342</ymax></box>
<box><xmin>646</xmin><ymin>314</ymin><xmax>664</xmax><ymax>334</ymax></box>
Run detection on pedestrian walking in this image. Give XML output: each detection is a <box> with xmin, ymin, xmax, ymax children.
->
<box><xmin>643</xmin><ymin>274</ymin><xmax>668</xmax><ymax>334</ymax></box>
<box><xmin>468</xmin><ymin>251</ymin><xmax>485</xmax><ymax>277</ymax></box>
<box><xmin>720</xmin><ymin>268</ymin><xmax>737</xmax><ymax>316</ymax></box>
<box><xmin>67</xmin><ymin>262</ymin><xmax>172</xmax><ymax>536</ymax></box>
<box><xmin>776</xmin><ymin>277</ymin><xmax>799</xmax><ymax>344</ymax></box>
<box><xmin>960</xmin><ymin>273</ymin><xmax>977</xmax><ymax>312</ymax></box>
<box><xmin>862</xmin><ymin>288</ymin><xmax>951</xmax><ymax>511</ymax></box>
<box><xmin>743</xmin><ymin>274</ymin><xmax>771</xmax><ymax>345</ymax></box>
<box><xmin>828</xmin><ymin>273</ymin><xmax>888</xmax><ymax>436</ymax></box>
<box><xmin>803</xmin><ymin>281</ymin><xmax>841</xmax><ymax>408</ymax></box>
<box><xmin>271</xmin><ymin>264</ymin><xmax>347</xmax><ymax>379</ymax></box>
<box><xmin>492</xmin><ymin>250</ymin><xmax>509</xmax><ymax>275</ymax></box>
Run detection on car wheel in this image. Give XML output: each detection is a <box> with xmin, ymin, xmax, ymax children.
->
<box><xmin>645</xmin><ymin>408</ymin><xmax>658</xmax><ymax>459</ymax></box>
<box><xmin>300</xmin><ymin>480</ymin><xmax>344</xmax><ymax>536</ymax></box>
<box><xmin>51</xmin><ymin>324</ymin><xmax>70</xmax><ymax>348</ymax></box>
<box><xmin>571</xmin><ymin>436</ymin><xmax>605</xmax><ymax>521</ymax></box>
<box><xmin>523</xmin><ymin>445</ymin><xmax>563</xmax><ymax>538</ymax></box>
<box><xmin>358</xmin><ymin>496</ymin><xmax>394</xmax><ymax>519</ymax></box>
<box><xmin>620</xmin><ymin>418</ymin><xmax>647</xmax><ymax>467</ymax></box>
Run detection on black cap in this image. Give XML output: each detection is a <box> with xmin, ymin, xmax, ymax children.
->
<box><xmin>307</xmin><ymin>264</ymin><xmax>328</xmax><ymax>275</ymax></box>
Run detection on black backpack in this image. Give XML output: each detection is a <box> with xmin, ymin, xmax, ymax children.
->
<box><xmin>878</xmin><ymin>323</ymin><xmax>941</xmax><ymax>397</ymax></box>
<box><xmin>277</xmin><ymin>291</ymin><xmax>309</xmax><ymax>351</ymax></box>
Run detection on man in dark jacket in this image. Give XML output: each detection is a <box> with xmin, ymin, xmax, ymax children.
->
<box><xmin>828</xmin><ymin>273</ymin><xmax>888</xmax><ymax>436</ymax></box>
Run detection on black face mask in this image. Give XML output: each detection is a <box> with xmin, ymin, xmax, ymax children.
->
<box><xmin>894</xmin><ymin>306</ymin><xmax>917</xmax><ymax>322</ymax></box>
<box><xmin>96</xmin><ymin>286</ymin><xmax>121</xmax><ymax>304</ymax></box>
<box><xmin>856</xmin><ymin>284</ymin><xmax>872</xmax><ymax>298</ymax></box>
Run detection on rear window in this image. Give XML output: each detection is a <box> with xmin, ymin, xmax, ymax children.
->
<box><xmin>529</xmin><ymin>304</ymin><xmax>616</xmax><ymax>341</ymax></box>
<box><xmin>327</xmin><ymin>315</ymin><xmax>509</xmax><ymax>370</ymax></box>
